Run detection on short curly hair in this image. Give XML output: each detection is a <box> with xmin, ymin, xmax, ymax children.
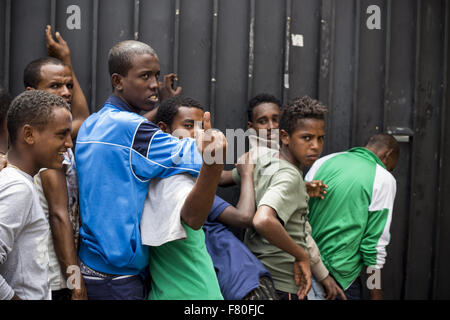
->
<box><xmin>155</xmin><ymin>95</ymin><xmax>204</xmax><ymax>127</ymax></box>
<box><xmin>279</xmin><ymin>96</ymin><xmax>327</xmax><ymax>135</ymax></box>
<box><xmin>7</xmin><ymin>90</ymin><xmax>70</xmax><ymax>145</ymax></box>
<box><xmin>247</xmin><ymin>93</ymin><xmax>281</xmax><ymax>122</ymax></box>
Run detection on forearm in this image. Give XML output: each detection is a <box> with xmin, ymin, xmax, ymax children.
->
<box><xmin>234</xmin><ymin>173</ymin><xmax>255</xmax><ymax>226</ymax></box>
<box><xmin>49</xmin><ymin>213</ymin><xmax>79</xmax><ymax>278</ymax></box>
<box><xmin>253</xmin><ymin>207</ymin><xmax>309</xmax><ymax>262</ymax></box>
<box><xmin>69</xmin><ymin>72</ymin><xmax>90</xmax><ymax>139</ymax></box>
<box><xmin>218</xmin><ymin>170</ymin><xmax>235</xmax><ymax>187</ymax></box>
<box><xmin>180</xmin><ymin>163</ymin><xmax>223</xmax><ymax>230</ymax></box>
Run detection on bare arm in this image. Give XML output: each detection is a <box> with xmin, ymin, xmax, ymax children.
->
<box><xmin>218</xmin><ymin>170</ymin><xmax>235</xmax><ymax>187</ymax></box>
<box><xmin>253</xmin><ymin>205</ymin><xmax>312</xmax><ymax>299</ymax></box>
<box><xmin>216</xmin><ymin>153</ymin><xmax>255</xmax><ymax>228</ymax></box>
<box><xmin>40</xmin><ymin>169</ymin><xmax>87</xmax><ymax>300</ymax></box>
<box><xmin>180</xmin><ymin>112</ymin><xmax>227</xmax><ymax>230</ymax></box>
<box><xmin>46</xmin><ymin>25</ymin><xmax>89</xmax><ymax>139</ymax></box>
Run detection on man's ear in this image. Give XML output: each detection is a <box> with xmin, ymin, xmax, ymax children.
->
<box><xmin>280</xmin><ymin>129</ymin><xmax>290</xmax><ymax>146</ymax></box>
<box><xmin>247</xmin><ymin>121</ymin><xmax>253</xmax><ymax>129</ymax></box>
<box><xmin>22</xmin><ymin>124</ymin><xmax>35</xmax><ymax>145</ymax></box>
<box><xmin>157</xmin><ymin>121</ymin><xmax>170</xmax><ymax>134</ymax></box>
<box><xmin>25</xmin><ymin>86</ymin><xmax>36</xmax><ymax>91</ymax></box>
<box><xmin>111</xmin><ymin>73</ymin><xmax>123</xmax><ymax>92</ymax></box>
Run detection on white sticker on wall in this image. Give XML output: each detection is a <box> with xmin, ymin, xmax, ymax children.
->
<box><xmin>291</xmin><ymin>34</ymin><xmax>304</xmax><ymax>47</ymax></box>
<box><xmin>66</xmin><ymin>5</ymin><xmax>81</xmax><ymax>30</ymax></box>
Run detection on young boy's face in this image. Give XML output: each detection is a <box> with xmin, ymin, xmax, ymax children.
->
<box><xmin>166</xmin><ymin>106</ymin><xmax>204</xmax><ymax>139</ymax></box>
<box><xmin>281</xmin><ymin>118</ymin><xmax>325</xmax><ymax>169</ymax></box>
<box><xmin>33</xmin><ymin>107</ymin><xmax>73</xmax><ymax>170</ymax></box>
<box><xmin>116</xmin><ymin>53</ymin><xmax>160</xmax><ymax>112</ymax></box>
<box><xmin>248</xmin><ymin>102</ymin><xmax>280</xmax><ymax>140</ymax></box>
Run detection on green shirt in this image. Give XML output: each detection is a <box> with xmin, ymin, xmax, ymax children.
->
<box><xmin>234</xmin><ymin>148</ymin><xmax>309</xmax><ymax>294</ymax></box>
<box><xmin>305</xmin><ymin>147</ymin><xmax>396</xmax><ymax>290</ymax></box>
<box><xmin>148</xmin><ymin>221</ymin><xmax>223</xmax><ymax>300</ymax></box>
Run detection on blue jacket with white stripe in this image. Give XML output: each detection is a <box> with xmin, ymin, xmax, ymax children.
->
<box><xmin>75</xmin><ymin>95</ymin><xmax>202</xmax><ymax>275</ymax></box>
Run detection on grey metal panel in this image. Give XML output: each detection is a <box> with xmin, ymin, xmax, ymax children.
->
<box><xmin>324</xmin><ymin>0</ymin><xmax>355</xmax><ymax>154</ymax></box>
<box><xmin>353</xmin><ymin>0</ymin><xmax>386</xmax><ymax>147</ymax></box>
<box><xmin>9</xmin><ymin>0</ymin><xmax>51</xmax><ymax>97</ymax></box>
<box><xmin>383</xmin><ymin>0</ymin><xmax>415</xmax><ymax>132</ymax></box>
<box><xmin>380</xmin><ymin>0</ymin><xmax>417</xmax><ymax>300</ymax></box>
<box><xmin>138</xmin><ymin>0</ymin><xmax>175</xmax><ymax>77</ymax></box>
<box><xmin>0</xmin><ymin>0</ymin><xmax>8</xmax><ymax>88</ymax></box>
<box><xmin>94</xmin><ymin>0</ymin><xmax>135</xmax><ymax>111</ymax></box>
<box><xmin>288</xmin><ymin>0</ymin><xmax>321</xmax><ymax>100</ymax></box>
<box><xmin>177</xmin><ymin>0</ymin><xmax>213</xmax><ymax>109</ymax></box>
<box><xmin>54</xmin><ymin>0</ymin><xmax>94</xmax><ymax>112</ymax></box>
<box><xmin>434</xmin><ymin>0</ymin><xmax>450</xmax><ymax>300</ymax></box>
<box><xmin>251</xmin><ymin>0</ymin><xmax>285</xmax><ymax>99</ymax></box>
<box><xmin>214</xmin><ymin>0</ymin><xmax>249</xmax><ymax>131</ymax></box>
<box><xmin>405</xmin><ymin>0</ymin><xmax>445</xmax><ymax>299</ymax></box>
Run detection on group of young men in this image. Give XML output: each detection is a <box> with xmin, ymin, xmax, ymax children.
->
<box><xmin>0</xmin><ymin>26</ymin><xmax>399</xmax><ymax>301</ymax></box>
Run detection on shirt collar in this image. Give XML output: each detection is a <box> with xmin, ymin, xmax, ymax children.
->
<box><xmin>348</xmin><ymin>147</ymin><xmax>386</xmax><ymax>169</ymax></box>
<box><xmin>104</xmin><ymin>95</ymin><xmax>135</xmax><ymax>113</ymax></box>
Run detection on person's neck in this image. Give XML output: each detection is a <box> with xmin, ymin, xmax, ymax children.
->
<box><xmin>279</xmin><ymin>145</ymin><xmax>302</xmax><ymax>170</ymax></box>
<box><xmin>0</xmin><ymin>130</ymin><xmax>8</xmax><ymax>154</ymax></box>
<box><xmin>7</xmin><ymin>148</ymin><xmax>39</xmax><ymax>177</ymax></box>
<box><xmin>112</xmin><ymin>92</ymin><xmax>139</xmax><ymax>114</ymax></box>
<box><xmin>0</xmin><ymin>139</ymin><xmax>7</xmax><ymax>154</ymax></box>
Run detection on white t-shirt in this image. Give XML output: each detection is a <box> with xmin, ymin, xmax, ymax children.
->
<box><xmin>140</xmin><ymin>174</ymin><xmax>196</xmax><ymax>246</ymax></box>
<box><xmin>0</xmin><ymin>166</ymin><xmax>50</xmax><ymax>300</ymax></box>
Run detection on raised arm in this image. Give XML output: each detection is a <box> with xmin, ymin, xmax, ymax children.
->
<box><xmin>45</xmin><ymin>25</ymin><xmax>89</xmax><ymax>139</ymax></box>
<box><xmin>216</xmin><ymin>152</ymin><xmax>255</xmax><ymax>228</ymax></box>
<box><xmin>180</xmin><ymin>112</ymin><xmax>227</xmax><ymax>230</ymax></box>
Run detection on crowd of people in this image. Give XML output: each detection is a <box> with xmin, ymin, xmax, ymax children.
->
<box><xmin>0</xmin><ymin>26</ymin><xmax>399</xmax><ymax>301</ymax></box>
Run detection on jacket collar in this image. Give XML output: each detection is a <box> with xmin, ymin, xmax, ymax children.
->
<box><xmin>104</xmin><ymin>95</ymin><xmax>135</xmax><ymax>113</ymax></box>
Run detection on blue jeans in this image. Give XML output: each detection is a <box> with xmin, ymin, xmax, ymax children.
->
<box><xmin>83</xmin><ymin>275</ymin><xmax>147</xmax><ymax>300</ymax></box>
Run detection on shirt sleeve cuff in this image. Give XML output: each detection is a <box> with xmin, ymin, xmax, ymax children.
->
<box><xmin>311</xmin><ymin>260</ymin><xmax>329</xmax><ymax>282</ymax></box>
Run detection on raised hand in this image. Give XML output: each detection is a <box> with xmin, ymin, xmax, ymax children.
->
<box><xmin>45</xmin><ymin>25</ymin><xmax>71</xmax><ymax>65</ymax></box>
<box><xmin>159</xmin><ymin>73</ymin><xmax>182</xmax><ymax>102</ymax></box>
<box><xmin>195</xmin><ymin>112</ymin><xmax>227</xmax><ymax>166</ymax></box>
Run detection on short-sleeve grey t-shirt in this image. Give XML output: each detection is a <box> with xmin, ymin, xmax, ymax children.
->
<box><xmin>242</xmin><ymin>149</ymin><xmax>309</xmax><ymax>294</ymax></box>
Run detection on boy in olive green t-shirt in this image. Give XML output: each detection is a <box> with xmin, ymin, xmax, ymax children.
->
<box><xmin>238</xmin><ymin>96</ymin><xmax>328</xmax><ymax>300</ymax></box>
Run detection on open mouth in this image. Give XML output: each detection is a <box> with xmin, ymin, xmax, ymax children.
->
<box><xmin>149</xmin><ymin>94</ymin><xmax>158</xmax><ymax>102</ymax></box>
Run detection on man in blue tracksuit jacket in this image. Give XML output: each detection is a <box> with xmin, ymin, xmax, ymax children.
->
<box><xmin>75</xmin><ymin>40</ymin><xmax>204</xmax><ymax>299</ymax></box>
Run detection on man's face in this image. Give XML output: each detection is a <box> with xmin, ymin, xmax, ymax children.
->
<box><xmin>248</xmin><ymin>102</ymin><xmax>280</xmax><ymax>140</ymax></box>
<box><xmin>33</xmin><ymin>107</ymin><xmax>73</xmax><ymax>170</ymax></box>
<box><xmin>35</xmin><ymin>64</ymin><xmax>73</xmax><ymax>105</ymax></box>
<box><xmin>166</xmin><ymin>106</ymin><xmax>204</xmax><ymax>139</ymax></box>
<box><xmin>115</xmin><ymin>53</ymin><xmax>160</xmax><ymax>112</ymax></box>
<box><xmin>281</xmin><ymin>118</ymin><xmax>325</xmax><ymax>169</ymax></box>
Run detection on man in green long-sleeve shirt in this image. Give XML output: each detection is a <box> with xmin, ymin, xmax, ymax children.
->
<box><xmin>305</xmin><ymin>133</ymin><xmax>399</xmax><ymax>300</ymax></box>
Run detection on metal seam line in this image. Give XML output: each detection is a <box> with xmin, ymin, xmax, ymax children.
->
<box><xmin>209</xmin><ymin>0</ymin><xmax>219</xmax><ymax>124</ymax></box>
<box><xmin>90</xmin><ymin>0</ymin><xmax>99</xmax><ymax>112</ymax></box>
<box><xmin>3</xmin><ymin>0</ymin><xmax>11</xmax><ymax>89</ymax></box>
<box><xmin>134</xmin><ymin>0</ymin><xmax>140</xmax><ymax>40</ymax></box>
<box><xmin>282</xmin><ymin>0</ymin><xmax>291</xmax><ymax>104</ymax></box>
<box><xmin>247</xmin><ymin>0</ymin><xmax>255</xmax><ymax>101</ymax></box>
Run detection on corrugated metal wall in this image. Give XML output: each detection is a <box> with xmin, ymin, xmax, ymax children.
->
<box><xmin>0</xmin><ymin>0</ymin><xmax>449</xmax><ymax>299</ymax></box>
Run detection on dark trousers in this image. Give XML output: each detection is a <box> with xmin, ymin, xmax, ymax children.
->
<box><xmin>51</xmin><ymin>288</ymin><xmax>72</xmax><ymax>301</ymax></box>
<box><xmin>275</xmin><ymin>290</ymin><xmax>305</xmax><ymax>300</ymax></box>
<box><xmin>343</xmin><ymin>276</ymin><xmax>363</xmax><ymax>300</ymax></box>
<box><xmin>82</xmin><ymin>275</ymin><xmax>147</xmax><ymax>300</ymax></box>
<box><xmin>335</xmin><ymin>276</ymin><xmax>363</xmax><ymax>300</ymax></box>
